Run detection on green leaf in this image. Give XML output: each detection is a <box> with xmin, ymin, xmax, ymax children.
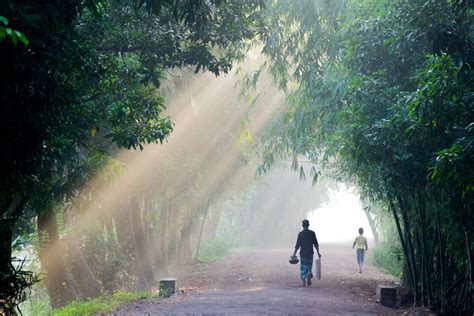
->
<box><xmin>0</xmin><ymin>16</ymin><xmax>8</xmax><ymax>26</ymax></box>
<box><xmin>15</xmin><ymin>31</ymin><xmax>29</xmax><ymax>45</ymax></box>
<box><xmin>11</xmin><ymin>31</ymin><xmax>17</xmax><ymax>46</ymax></box>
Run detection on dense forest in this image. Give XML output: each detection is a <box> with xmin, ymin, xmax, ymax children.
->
<box><xmin>0</xmin><ymin>0</ymin><xmax>472</xmax><ymax>314</ymax></box>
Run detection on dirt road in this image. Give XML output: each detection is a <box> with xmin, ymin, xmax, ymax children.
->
<box><xmin>114</xmin><ymin>243</ymin><xmax>399</xmax><ymax>315</ymax></box>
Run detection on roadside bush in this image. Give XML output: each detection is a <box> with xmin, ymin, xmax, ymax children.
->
<box><xmin>16</xmin><ymin>285</ymin><xmax>51</xmax><ymax>316</ymax></box>
<box><xmin>53</xmin><ymin>290</ymin><xmax>158</xmax><ymax>316</ymax></box>
<box><xmin>369</xmin><ymin>241</ymin><xmax>404</xmax><ymax>279</ymax></box>
<box><xmin>78</xmin><ymin>221</ymin><xmax>136</xmax><ymax>292</ymax></box>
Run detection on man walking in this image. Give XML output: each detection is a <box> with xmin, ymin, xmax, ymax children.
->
<box><xmin>292</xmin><ymin>219</ymin><xmax>321</xmax><ymax>287</ymax></box>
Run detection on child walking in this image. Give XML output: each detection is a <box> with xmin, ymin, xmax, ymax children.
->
<box><xmin>352</xmin><ymin>228</ymin><xmax>368</xmax><ymax>273</ymax></box>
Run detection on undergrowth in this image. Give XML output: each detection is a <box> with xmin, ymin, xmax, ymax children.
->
<box><xmin>197</xmin><ymin>237</ymin><xmax>234</xmax><ymax>263</ymax></box>
<box><xmin>53</xmin><ymin>290</ymin><xmax>159</xmax><ymax>316</ymax></box>
<box><xmin>369</xmin><ymin>241</ymin><xmax>404</xmax><ymax>279</ymax></box>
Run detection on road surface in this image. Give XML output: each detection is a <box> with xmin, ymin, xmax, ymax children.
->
<box><xmin>114</xmin><ymin>243</ymin><xmax>399</xmax><ymax>315</ymax></box>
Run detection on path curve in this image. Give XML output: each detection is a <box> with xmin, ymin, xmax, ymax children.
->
<box><xmin>114</xmin><ymin>243</ymin><xmax>399</xmax><ymax>315</ymax></box>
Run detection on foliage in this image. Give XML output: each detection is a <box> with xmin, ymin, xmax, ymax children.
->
<box><xmin>55</xmin><ymin>298</ymin><xmax>113</xmax><ymax>316</ymax></box>
<box><xmin>0</xmin><ymin>257</ymin><xmax>39</xmax><ymax>314</ymax></box>
<box><xmin>18</xmin><ymin>286</ymin><xmax>52</xmax><ymax>316</ymax></box>
<box><xmin>0</xmin><ymin>0</ymin><xmax>264</xmax><ymax>310</ymax></box>
<box><xmin>256</xmin><ymin>0</ymin><xmax>473</xmax><ymax>313</ymax></box>
<box><xmin>53</xmin><ymin>290</ymin><xmax>158</xmax><ymax>316</ymax></box>
<box><xmin>76</xmin><ymin>220</ymin><xmax>135</xmax><ymax>292</ymax></box>
<box><xmin>0</xmin><ymin>15</ymin><xmax>28</xmax><ymax>45</ymax></box>
<box><xmin>370</xmin><ymin>241</ymin><xmax>404</xmax><ymax>279</ymax></box>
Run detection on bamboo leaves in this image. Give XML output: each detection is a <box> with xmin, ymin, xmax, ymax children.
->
<box><xmin>257</xmin><ymin>0</ymin><xmax>473</xmax><ymax>312</ymax></box>
<box><xmin>0</xmin><ymin>16</ymin><xmax>29</xmax><ymax>46</ymax></box>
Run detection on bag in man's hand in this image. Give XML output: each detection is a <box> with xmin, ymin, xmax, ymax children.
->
<box><xmin>315</xmin><ymin>258</ymin><xmax>321</xmax><ymax>280</ymax></box>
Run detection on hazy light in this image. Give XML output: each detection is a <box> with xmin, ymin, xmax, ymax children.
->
<box><xmin>37</xmin><ymin>53</ymin><xmax>284</xmax><ymax>282</ymax></box>
<box><xmin>308</xmin><ymin>184</ymin><xmax>373</xmax><ymax>243</ymax></box>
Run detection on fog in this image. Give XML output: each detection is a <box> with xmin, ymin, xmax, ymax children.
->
<box><xmin>308</xmin><ymin>185</ymin><xmax>374</xmax><ymax>243</ymax></box>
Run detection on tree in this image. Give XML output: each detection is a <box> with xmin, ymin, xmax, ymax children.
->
<box><xmin>0</xmin><ymin>0</ymin><xmax>263</xmax><ymax>310</ymax></box>
<box><xmin>256</xmin><ymin>0</ymin><xmax>473</xmax><ymax>312</ymax></box>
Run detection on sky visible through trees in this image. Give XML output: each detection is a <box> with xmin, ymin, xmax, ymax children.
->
<box><xmin>308</xmin><ymin>185</ymin><xmax>374</xmax><ymax>242</ymax></box>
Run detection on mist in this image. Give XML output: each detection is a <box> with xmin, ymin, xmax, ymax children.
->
<box><xmin>308</xmin><ymin>184</ymin><xmax>374</xmax><ymax>243</ymax></box>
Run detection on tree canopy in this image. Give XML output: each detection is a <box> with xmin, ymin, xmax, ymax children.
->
<box><xmin>0</xmin><ymin>0</ymin><xmax>263</xmax><ymax>311</ymax></box>
<box><xmin>257</xmin><ymin>0</ymin><xmax>473</xmax><ymax>312</ymax></box>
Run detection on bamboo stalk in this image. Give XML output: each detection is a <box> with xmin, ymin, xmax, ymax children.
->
<box><xmin>418</xmin><ymin>190</ymin><xmax>432</xmax><ymax>306</ymax></box>
<box><xmin>436</xmin><ymin>209</ymin><xmax>445</xmax><ymax>311</ymax></box>
<box><xmin>388</xmin><ymin>196</ymin><xmax>415</xmax><ymax>301</ymax></box>
<box><xmin>397</xmin><ymin>195</ymin><xmax>418</xmax><ymax>306</ymax></box>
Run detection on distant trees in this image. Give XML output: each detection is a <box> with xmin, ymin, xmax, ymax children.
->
<box><xmin>257</xmin><ymin>0</ymin><xmax>473</xmax><ymax>313</ymax></box>
<box><xmin>0</xmin><ymin>0</ymin><xmax>263</xmax><ymax>311</ymax></box>
<box><xmin>221</xmin><ymin>166</ymin><xmax>331</xmax><ymax>248</ymax></box>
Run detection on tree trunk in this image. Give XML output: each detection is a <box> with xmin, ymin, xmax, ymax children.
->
<box><xmin>143</xmin><ymin>196</ymin><xmax>159</xmax><ymax>279</ymax></box>
<box><xmin>398</xmin><ymin>195</ymin><xmax>418</xmax><ymax>306</ymax></box>
<box><xmin>195</xmin><ymin>198</ymin><xmax>212</xmax><ymax>262</ymax></box>
<box><xmin>418</xmin><ymin>192</ymin><xmax>432</xmax><ymax>306</ymax></box>
<box><xmin>389</xmin><ymin>198</ymin><xmax>413</xmax><ymax>289</ymax></box>
<box><xmin>167</xmin><ymin>201</ymin><xmax>179</xmax><ymax>265</ymax></box>
<box><xmin>1</xmin><ymin>199</ymin><xmax>25</xmax><ymax>305</ymax></box>
<box><xmin>114</xmin><ymin>202</ymin><xmax>135</xmax><ymax>284</ymax></box>
<box><xmin>464</xmin><ymin>228</ymin><xmax>473</xmax><ymax>292</ymax></box>
<box><xmin>66</xmin><ymin>234</ymin><xmax>102</xmax><ymax>298</ymax></box>
<box><xmin>206</xmin><ymin>201</ymin><xmax>222</xmax><ymax>239</ymax></box>
<box><xmin>436</xmin><ymin>209</ymin><xmax>446</xmax><ymax>311</ymax></box>
<box><xmin>130</xmin><ymin>191</ymin><xmax>153</xmax><ymax>289</ymax></box>
<box><xmin>158</xmin><ymin>201</ymin><xmax>170</xmax><ymax>265</ymax></box>
<box><xmin>363</xmin><ymin>206</ymin><xmax>379</xmax><ymax>246</ymax></box>
<box><xmin>0</xmin><ymin>217</ymin><xmax>15</xmax><ymax>311</ymax></box>
<box><xmin>178</xmin><ymin>223</ymin><xmax>192</xmax><ymax>264</ymax></box>
<box><xmin>37</xmin><ymin>210</ymin><xmax>74</xmax><ymax>307</ymax></box>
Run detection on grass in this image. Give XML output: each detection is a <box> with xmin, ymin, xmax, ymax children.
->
<box><xmin>53</xmin><ymin>290</ymin><xmax>159</xmax><ymax>316</ymax></box>
<box><xmin>18</xmin><ymin>290</ymin><xmax>52</xmax><ymax>316</ymax></box>
<box><xmin>369</xmin><ymin>241</ymin><xmax>404</xmax><ymax>279</ymax></box>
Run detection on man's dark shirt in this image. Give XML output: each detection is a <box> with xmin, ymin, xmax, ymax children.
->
<box><xmin>295</xmin><ymin>228</ymin><xmax>319</xmax><ymax>258</ymax></box>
